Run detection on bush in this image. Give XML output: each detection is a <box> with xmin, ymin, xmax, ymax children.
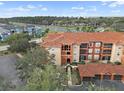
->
<box><xmin>3</xmin><ymin>51</ymin><xmax>9</xmax><ymax>55</ymax></box>
<box><xmin>9</xmin><ymin>38</ymin><xmax>30</xmax><ymax>53</ymax></box>
<box><xmin>71</xmin><ymin>61</ymin><xmax>85</xmax><ymax>65</ymax></box>
<box><xmin>78</xmin><ymin>61</ymin><xmax>85</xmax><ymax>64</ymax></box>
<box><xmin>16</xmin><ymin>47</ymin><xmax>50</xmax><ymax>81</ymax></box>
<box><xmin>6</xmin><ymin>33</ymin><xmax>31</xmax><ymax>44</ymax></box>
<box><xmin>71</xmin><ymin>62</ymin><xmax>77</xmax><ymax>65</ymax></box>
<box><xmin>114</xmin><ymin>61</ymin><xmax>122</xmax><ymax>65</ymax></box>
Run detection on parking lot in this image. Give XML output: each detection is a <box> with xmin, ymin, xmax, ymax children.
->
<box><xmin>0</xmin><ymin>54</ymin><xmax>23</xmax><ymax>90</ymax></box>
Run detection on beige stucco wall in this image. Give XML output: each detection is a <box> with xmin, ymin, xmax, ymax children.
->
<box><xmin>110</xmin><ymin>44</ymin><xmax>123</xmax><ymax>63</ymax></box>
<box><xmin>72</xmin><ymin>44</ymin><xmax>80</xmax><ymax>62</ymax></box>
<box><xmin>46</xmin><ymin>47</ymin><xmax>61</xmax><ymax>65</ymax></box>
<box><xmin>110</xmin><ymin>44</ymin><xmax>116</xmax><ymax>62</ymax></box>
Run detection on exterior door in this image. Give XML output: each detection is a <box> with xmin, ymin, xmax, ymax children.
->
<box><xmin>67</xmin><ymin>58</ymin><xmax>70</xmax><ymax>64</ymax></box>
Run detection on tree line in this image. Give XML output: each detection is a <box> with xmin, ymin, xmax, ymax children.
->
<box><xmin>0</xmin><ymin>16</ymin><xmax>124</xmax><ymax>27</ymax></box>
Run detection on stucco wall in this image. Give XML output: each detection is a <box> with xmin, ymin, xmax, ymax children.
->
<box><xmin>72</xmin><ymin>44</ymin><xmax>80</xmax><ymax>62</ymax></box>
<box><xmin>111</xmin><ymin>44</ymin><xmax>123</xmax><ymax>63</ymax></box>
<box><xmin>46</xmin><ymin>47</ymin><xmax>61</xmax><ymax>65</ymax></box>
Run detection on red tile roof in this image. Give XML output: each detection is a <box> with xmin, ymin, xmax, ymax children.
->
<box><xmin>42</xmin><ymin>32</ymin><xmax>124</xmax><ymax>47</ymax></box>
<box><xmin>78</xmin><ymin>64</ymin><xmax>124</xmax><ymax>78</ymax></box>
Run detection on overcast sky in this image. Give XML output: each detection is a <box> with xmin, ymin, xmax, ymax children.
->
<box><xmin>0</xmin><ymin>1</ymin><xmax>124</xmax><ymax>18</ymax></box>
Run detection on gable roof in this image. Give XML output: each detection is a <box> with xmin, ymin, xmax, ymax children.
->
<box><xmin>78</xmin><ymin>63</ymin><xmax>124</xmax><ymax>78</ymax></box>
<box><xmin>42</xmin><ymin>32</ymin><xmax>124</xmax><ymax>47</ymax></box>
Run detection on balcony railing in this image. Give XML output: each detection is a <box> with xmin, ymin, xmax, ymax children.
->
<box><xmin>80</xmin><ymin>43</ymin><xmax>88</xmax><ymax>48</ymax></box>
<box><xmin>103</xmin><ymin>50</ymin><xmax>112</xmax><ymax>54</ymax></box>
<box><xmin>103</xmin><ymin>43</ymin><xmax>113</xmax><ymax>48</ymax></box>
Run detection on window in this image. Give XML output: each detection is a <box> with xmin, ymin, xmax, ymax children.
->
<box><xmin>73</xmin><ymin>59</ymin><xmax>76</xmax><ymax>62</ymax></box>
<box><xmin>67</xmin><ymin>58</ymin><xmax>70</xmax><ymax>63</ymax></box>
<box><xmin>88</xmin><ymin>55</ymin><xmax>92</xmax><ymax>60</ymax></box>
<box><xmin>80</xmin><ymin>50</ymin><xmax>87</xmax><ymax>54</ymax></box>
<box><xmin>95</xmin><ymin>42</ymin><xmax>101</xmax><ymax>47</ymax></box>
<box><xmin>62</xmin><ymin>45</ymin><xmax>64</xmax><ymax>50</ymax></box>
<box><xmin>62</xmin><ymin>45</ymin><xmax>71</xmax><ymax>50</ymax></box>
<box><xmin>80</xmin><ymin>43</ymin><xmax>88</xmax><ymax>48</ymax></box>
<box><xmin>94</xmin><ymin>55</ymin><xmax>99</xmax><ymax>60</ymax></box>
<box><xmin>67</xmin><ymin>52</ymin><xmax>70</xmax><ymax>55</ymax></box>
<box><xmin>103</xmin><ymin>50</ymin><xmax>111</xmax><ymax>54</ymax></box>
<box><xmin>114</xmin><ymin>75</ymin><xmax>122</xmax><ymax>80</ymax></box>
<box><xmin>102</xmin><ymin>56</ymin><xmax>111</xmax><ymax>60</ymax></box>
<box><xmin>88</xmin><ymin>49</ymin><xmax>93</xmax><ymax>53</ymax></box>
<box><xmin>80</xmin><ymin>55</ymin><xmax>87</xmax><ymax>60</ymax></box>
<box><xmin>95</xmin><ymin>49</ymin><xmax>100</xmax><ymax>54</ymax></box>
<box><xmin>74</xmin><ymin>53</ymin><xmax>76</xmax><ymax>55</ymax></box>
<box><xmin>104</xmin><ymin>43</ymin><xmax>113</xmax><ymax>48</ymax></box>
<box><xmin>118</xmin><ymin>47</ymin><xmax>121</xmax><ymax>49</ymax></box>
<box><xmin>89</xmin><ymin>43</ymin><xmax>93</xmax><ymax>47</ymax></box>
<box><xmin>117</xmin><ymin>52</ymin><xmax>120</xmax><ymax>56</ymax></box>
<box><xmin>64</xmin><ymin>45</ymin><xmax>68</xmax><ymax>50</ymax></box>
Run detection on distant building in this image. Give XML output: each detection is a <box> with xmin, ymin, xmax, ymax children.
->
<box><xmin>42</xmin><ymin>32</ymin><xmax>124</xmax><ymax>65</ymax></box>
<box><xmin>0</xmin><ymin>26</ymin><xmax>11</xmax><ymax>41</ymax></box>
<box><xmin>0</xmin><ymin>32</ymin><xmax>11</xmax><ymax>41</ymax></box>
<box><xmin>0</xmin><ymin>24</ymin><xmax>43</xmax><ymax>41</ymax></box>
<box><xmin>24</xmin><ymin>24</ymin><xmax>43</xmax><ymax>37</ymax></box>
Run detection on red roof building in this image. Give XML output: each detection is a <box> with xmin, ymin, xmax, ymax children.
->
<box><xmin>77</xmin><ymin>63</ymin><xmax>124</xmax><ymax>82</ymax></box>
<box><xmin>41</xmin><ymin>32</ymin><xmax>124</xmax><ymax>65</ymax></box>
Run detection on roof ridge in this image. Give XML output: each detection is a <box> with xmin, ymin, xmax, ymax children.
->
<box><xmin>43</xmin><ymin>34</ymin><xmax>64</xmax><ymax>45</ymax></box>
<box><xmin>42</xmin><ymin>32</ymin><xmax>124</xmax><ymax>47</ymax></box>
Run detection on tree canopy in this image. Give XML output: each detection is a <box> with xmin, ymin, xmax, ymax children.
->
<box><xmin>26</xmin><ymin>65</ymin><xmax>65</xmax><ymax>91</ymax></box>
<box><xmin>16</xmin><ymin>47</ymin><xmax>50</xmax><ymax>81</ymax></box>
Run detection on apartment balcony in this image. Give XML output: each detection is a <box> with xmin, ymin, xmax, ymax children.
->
<box><xmin>80</xmin><ymin>43</ymin><xmax>88</xmax><ymax>49</ymax></box>
<box><xmin>103</xmin><ymin>52</ymin><xmax>111</xmax><ymax>54</ymax></box>
<box><xmin>80</xmin><ymin>50</ymin><xmax>88</xmax><ymax>54</ymax></box>
<box><xmin>103</xmin><ymin>43</ymin><xmax>113</xmax><ymax>48</ymax></box>
<box><xmin>102</xmin><ymin>50</ymin><xmax>112</xmax><ymax>54</ymax></box>
<box><xmin>61</xmin><ymin>51</ymin><xmax>71</xmax><ymax>55</ymax></box>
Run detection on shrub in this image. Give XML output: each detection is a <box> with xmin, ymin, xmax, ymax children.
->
<box><xmin>9</xmin><ymin>38</ymin><xmax>30</xmax><ymax>53</ymax></box>
<box><xmin>114</xmin><ymin>61</ymin><xmax>122</xmax><ymax>65</ymax></box>
<box><xmin>71</xmin><ymin>62</ymin><xmax>77</xmax><ymax>65</ymax></box>
<box><xmin>78</xmin><ymin>61</ymin><xmax>85</xmax><ymax>64</ymax></box>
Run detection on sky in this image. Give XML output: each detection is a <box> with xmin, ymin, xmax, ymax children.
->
<box><xmin>0</xmin><ymin>1</ymin><xmax>124</xmax><ymax>18</ymax></box>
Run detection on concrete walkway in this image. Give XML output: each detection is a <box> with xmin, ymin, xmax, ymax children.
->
<box><xmin>67</xmin><ymin>66</ymin><xmax>72</xmax><ymax>86</ymax></box>
<box><xmin>66</xmin><ymin>65</ymin><xmax>72</xmax><ymax>86</ymax></box>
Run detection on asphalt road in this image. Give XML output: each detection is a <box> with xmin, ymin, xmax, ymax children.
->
<box><xmin>0</xmin><ymin>54</ymin><xmax>23</xmax><ymax>89</ymax></box>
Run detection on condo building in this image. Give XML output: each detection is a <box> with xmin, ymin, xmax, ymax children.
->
<box><xmin>42</xmin><ymin>32</ymin><xmax>124</xmax><ymax>65</ymax></box>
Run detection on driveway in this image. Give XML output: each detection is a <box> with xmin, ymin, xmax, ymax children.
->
<box><xmin>0</xmin><ymin>54</ymin><xmax>23</xmax><ymax>90</ymax></box>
